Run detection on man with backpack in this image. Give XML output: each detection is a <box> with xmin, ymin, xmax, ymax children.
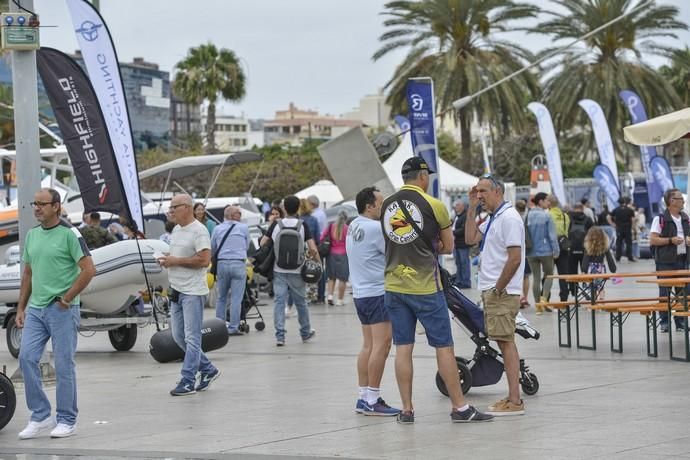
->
<box><xmin>567</xmin><ymin>203</ymin><xmax>594</xmax><ymax>276</ymax></box>
<box><xmin>610</xmin><ymin>197</ymin><xmax>636</xmax><ymax>262</ymax></box>
<box><xmin>260</xmin><ymin>195</ymin><xmax>320</xmax><ymax>346</ymax></box>
<box><xmin>650</xmin><ymin>188</ymin><xmax>690</xmax><ymax>333</ymax></box>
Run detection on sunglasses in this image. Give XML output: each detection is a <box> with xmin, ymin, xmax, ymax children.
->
<box><xmin>30</xmin><ymin>201</ymin><xmax>57</xmax><ymax>208</ymax></box>
<box><xmin>479</xmin><ymin>173</ymin><xmax>504</xmax><ymax>191</ymax></box>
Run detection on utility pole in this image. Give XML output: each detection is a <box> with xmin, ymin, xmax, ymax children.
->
<box><xmin>9</xmin><ymin>0</ymin><xmax>55</xmax><ymax>385</ymax></box>
<box><xmin>11</xmin><ymin>0</ymin><xmax>40</xmax><ymax>251</ymax></box>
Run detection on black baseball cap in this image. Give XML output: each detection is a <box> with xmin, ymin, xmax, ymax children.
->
<box><xmin>401</xmin><ymin>157</ymin><xmax>435</xmax><ymax>175</ymax></box>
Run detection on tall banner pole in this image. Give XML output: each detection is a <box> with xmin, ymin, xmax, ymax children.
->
<box><xmin>65</xmin><ymin>0</ymin><xmax>143</xmax><ymax>231</ymax></box>
<box><xmin>619</xmin><ymin>90</ymin><xmax>660</xmax><ymax>213</ymax></box>
<box><xmin>406</xmin><ymin>77</ymin><xmax>441</xmax><ymax>199</ymax></box>
<box><xmin>579</xmin><ymin>99</ymin><xmax>620</xmax><ymax>189</ymax></box>
<box><xmin>527</xmin><ymin>102</ymin><xmax>566</xmax><ymax>206</ymax></box>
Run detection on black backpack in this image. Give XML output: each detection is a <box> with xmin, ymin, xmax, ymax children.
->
<box><xmin>274</xmin><ymin>219</ymin><xmax>305</xmax><ymax>270</ymax></box>
<box><xmin>568</xmin><ymin>219</ymin><xmax>587</xmax><ymax>254</ymax></box>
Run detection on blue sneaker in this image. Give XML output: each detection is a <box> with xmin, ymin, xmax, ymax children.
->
<box><xmin>196</xmin><ymin>369</ymin><xmax>221</xmax><ymax>392</ymax></box>
<box><xmin>170</xmin><ymin>381</ymin><xmax>196</xmax><ymax>396</ymax></box>
<box><xmin>362</xmin><ymin>398</ymin><xmax>401</xmax><ymax>416</ymax></box>
<box><xmin>355</xmin><ymin>399</ymin><xmax>367</xmax><ymax>413</ymax></box>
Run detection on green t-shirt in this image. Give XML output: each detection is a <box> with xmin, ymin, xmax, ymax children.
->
<box><xmin>381</xmin><ymin>184</ymin><xmax>451</xmax><ymax>295</ymax></box>
<box><xmin>22</xmin><ymin>221</ymin><xmax>90</xmax><ymax>308</ymax></box>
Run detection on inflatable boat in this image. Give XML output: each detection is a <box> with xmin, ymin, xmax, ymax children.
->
<box><xmin>0</xmin><ymin>239</ymin><xmax>170</xmax><ymax>315</ymax></box>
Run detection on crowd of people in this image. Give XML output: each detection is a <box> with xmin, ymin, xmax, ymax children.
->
<box><xmin>14</xmin><ymin>163</ymin><xmax>690</xmax><ymax>438</ymax></box>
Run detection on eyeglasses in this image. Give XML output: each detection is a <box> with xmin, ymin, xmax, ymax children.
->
<box><xmin>479</xmin><ymin>173</ymin><xmax>504</xmax><ymax>191</ymax></box>
<box><xmin>30</xmin><ymin>201</ymin><xmax>57</xmax><ymax>208</ymax></box>
<box><xmin>169</xmin><ymin>203</ymin><xmax>189</xmax><ymax>210</ymax></box>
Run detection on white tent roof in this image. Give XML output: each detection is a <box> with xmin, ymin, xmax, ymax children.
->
<box><xmin>382</xmin><ymin>134</ymin><xmax>478</xmax><ymax>190</ymax></box>
<box><xmin>295</xmin><ymin>179</ymin><xmax>344</xmax><ymax>207</ymax></box>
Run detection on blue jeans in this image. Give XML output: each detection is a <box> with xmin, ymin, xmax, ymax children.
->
<box><xmin>656</xmin><ymin>260</ymin><xmax>687</xmax><ymax>329</ymax></box>
<box><xmin>453</xmin><ymin>247</ymin><xmax>471</xmax><ymax>288</ymax></box>
<box><xmin>215</xmin><ymin>260</ymin><xmax>247</xmax><ymax>332</ymax></box>
<box><xmin>273</xmin><ymin>272</ymin><xmax>311</xmax><ymax>341</ymax></box>
<box><xmin>171</xmin><ymin>293</ymin><xmax>216</xmax><ymax>385</ymax></box>
<box><xmin>19</xmin><ymin>302</ymin><xmax>80</xmax><ymax>425</ymax></box>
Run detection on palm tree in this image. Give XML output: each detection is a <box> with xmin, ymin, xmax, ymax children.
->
<box><xmin>173</xmin><ymin>43</ymin><xmax>246</xmax><ymax>154</ymax></box>
<box><xmin>373</xmin><ymin>0</ymin><xmax>541</xmax><ymax>171</ymax></box>
<box><xmin>660</xmin><ymin>47</ymin><xmax>690</xmax><ymax>107</ymax></box>
<box><xmin>536</xmin><ymin>0</ymin><xmax>686</xmax><ymax>164</ymax></box>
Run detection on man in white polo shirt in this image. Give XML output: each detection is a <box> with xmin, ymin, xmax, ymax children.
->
<box><xmin>465</xmin><ymin>174</ymin><xmax>525</xmax><ymax>416</ymax></box>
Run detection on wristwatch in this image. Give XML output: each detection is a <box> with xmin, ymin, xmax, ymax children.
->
<box><xmin>491</xmin><ymin>287</ymin><xmax>506</xmax><ymax>295</ymax></box>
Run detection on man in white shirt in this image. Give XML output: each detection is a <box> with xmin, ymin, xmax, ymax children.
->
<box><xmin>158</xmin><ymin>194</ymin><xmax>220</xmax><ymax>396</ymax></box>
<box><xmin>346</xmin><ymin>187</ymin><xmax>400</xmax><ymax>417</ymax></box>
<box><xmin>465</xmin><ymin>174</ymin><xmax>525</xmax><ymax>416</ymax></box>
<box><xmin>650</xmin><ymin>188</ymin><xmax>690</xmax><ymax>332</ymax></box>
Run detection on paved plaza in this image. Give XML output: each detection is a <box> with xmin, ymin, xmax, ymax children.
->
<box><xmin>1</xmin><ymin>258</ymin><xmax>690</xmax><ymax>459</ymax></box>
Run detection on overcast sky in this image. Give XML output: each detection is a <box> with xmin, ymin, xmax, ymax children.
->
<box><xmin>32</xmin><ymin>0</ymin><xmax>690</xmax><ymax>119</ymax></box>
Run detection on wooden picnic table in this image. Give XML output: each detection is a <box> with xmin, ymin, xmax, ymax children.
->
<box><xmin>636</xmin><ymin>277</ymin><xmax>690</xmax><ymax>362</ymax></box>
<box><xmin>545</xmin><ymin>270</ymin><xmax>690</xmax><ymax>352</ymax></box>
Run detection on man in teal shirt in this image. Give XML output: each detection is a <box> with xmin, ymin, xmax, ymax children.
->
<box><xmin>16</xmin><ymin>188</ymin><xmax>95</xmax><ymax>440</ymax></box>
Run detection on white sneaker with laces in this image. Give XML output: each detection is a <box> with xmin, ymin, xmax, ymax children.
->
<box><xmin>50</xmin><ymin>423</ymin><xmax>76</xmax><ymax>438</ymax></box>
<box><xmin>18</xmin><ymin>417</ymin><xmax>56</xmax><ymax>440</ymax></box>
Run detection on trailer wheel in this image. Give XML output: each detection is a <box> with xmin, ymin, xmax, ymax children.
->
<box><xmin>108</xmin><ymin>324</ymin><xmax>137</xmax><ymax>351</ymax></box>
<box><xmin>0</xmin><ymin>372</ymin><xmax>16</xmax><ymax>431</ymax></box>
<box><xmin>6</xmin><ymin>313</ymin><xmax>21</xmax><ymax>359</ymax></box>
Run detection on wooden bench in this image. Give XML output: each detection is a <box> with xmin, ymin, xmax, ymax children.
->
<box><xmin>536</xmin><ymin>297</ymin><xmax>677</xmax><ymax>354</ymax></box>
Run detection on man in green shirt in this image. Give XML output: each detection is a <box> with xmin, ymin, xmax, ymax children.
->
<box><xmin>16</xmin><ymin>188</ymin><xmax>95</xmax><ymax>440</ymax></box>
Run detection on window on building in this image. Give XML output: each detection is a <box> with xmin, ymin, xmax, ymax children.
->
<box><xmin>241</xmin><ymin>125</ymin><xmax>246</xmax><ymax>132</ymax></box>
<box><xmin>293</xmin><ymin>126</ymin><xmax>301</xmax><ymax>134</ymax></box>
<box><xmin>241</xmin><ymin>139</ymin><xmax>247</xmax><ymax>146</ymax></box>
<box><xmin>282</xmin><ymin>126</ymin><xmax>290</xmax><ymax>134</ymax></box>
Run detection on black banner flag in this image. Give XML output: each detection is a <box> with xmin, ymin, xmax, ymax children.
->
<box><xmin>37</xmin><ymin>47</ymin><xmax>129</xmax><ymax>218</ymax></box>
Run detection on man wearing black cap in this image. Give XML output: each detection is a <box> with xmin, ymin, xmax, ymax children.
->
<box><xmin>380</xmin><ymin>156</ymin><xmax>493</xmax><ymax>425</ymax></box>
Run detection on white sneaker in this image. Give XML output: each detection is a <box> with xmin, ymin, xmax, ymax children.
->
<box><xmin>335</xmin><ymin>299</ymin><xmax>344</xmax><ymax>306</ymax></box>
<box><xmin>18</xmin><ymin>417</ymin><xmax>56</xmax><ymax>440</ymax></box>
<box><xmin>50</xmin><ymin>422</ymin><xmax>76</xmax><ymax>438</ymax></box>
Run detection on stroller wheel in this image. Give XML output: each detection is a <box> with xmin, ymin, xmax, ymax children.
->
<box><xmin>435</xmin><ymin>357</ymin><xmax>473</xmax><ymax>396</ymax></box>
<box><xmin>255</xmin><ymin>321</ymin><xmax>266</xmax><ymax>331</ymax></box>
<box><xmin>520</xmin><ymin>372</ymin><xmax>539</xmax><ymax>395</ymax></box>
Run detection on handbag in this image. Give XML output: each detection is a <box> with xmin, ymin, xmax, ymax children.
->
<box><xmin>318</xmin><ymin>223</ymin><xmax>332</xmax><ymax>258</ymax></box>
<box><xmin>524</xmin><ymin>210</ymin><xmax>533</xmax><ymax>251</ymax></box>
<box><xmin>210</xmin><ymin>224</ymin><xmax>236</xmax><ymax>277</ymax></box>
<box><xmin>395</xmin><ymin>197</ymin><xmax>448</xmax><ymax>291</ymax></box>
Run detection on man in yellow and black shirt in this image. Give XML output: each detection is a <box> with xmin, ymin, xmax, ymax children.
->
<box><xmin>380</xmin><ymin>157</ymin><xmax>493</xmax><ymax>425</ymax></box>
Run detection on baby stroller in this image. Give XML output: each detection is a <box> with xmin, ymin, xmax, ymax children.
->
<box><xmin>435</xmin><ymin>282</ymin><xmax>541</xmax><ymax>397</ymax></box>
<box><xmin>237</xmin><ymin>264</ymin><xmax>266</xmax><ymax>333</ymax></box>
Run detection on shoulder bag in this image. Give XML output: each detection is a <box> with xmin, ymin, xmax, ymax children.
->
<box><xmin>210</xmin><ymin>224</ymin><xmax>236</xmax><ymax>278</ymax></box>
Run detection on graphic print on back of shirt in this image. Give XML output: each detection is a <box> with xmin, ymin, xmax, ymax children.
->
<box><xmin>382</xmin><ymin>200</ymin><xmax>423</xmax><ymax>245</ymax></box>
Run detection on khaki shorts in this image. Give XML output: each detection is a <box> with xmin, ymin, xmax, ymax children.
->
<box><xmin>481</xmin><ymin>289</ymin><xmax>520</xmax><ymax>342</ymax></box>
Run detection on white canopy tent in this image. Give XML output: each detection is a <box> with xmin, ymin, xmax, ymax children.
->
<box><xmin>382</xmin><ymin>134</ymin><xmax>478</xmax><ymax>206</ymax></box>
<box><xmin>295</xmin><ymin>179</ymin><xmax>344</xmax><ymax>209</ymax></box>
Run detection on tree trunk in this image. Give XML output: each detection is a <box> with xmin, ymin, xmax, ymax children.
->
<box><xmin>206</xmin><ymin>102</ymin><xmax>217</xmax><ymax>154</ymax></box>
<box><xmin>459</xmin><ymin>109</ymin><xmax>472</xmax><ymax>172</ymax></box>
